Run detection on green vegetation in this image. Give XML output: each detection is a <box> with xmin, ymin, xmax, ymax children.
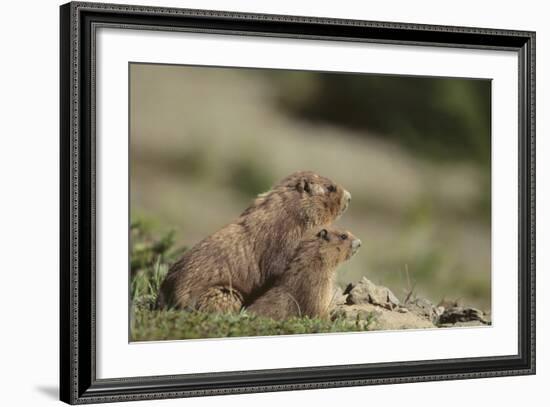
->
<box><xmin>275</xmin><ymin>72</ymin><xmax>491</xmax><ymax>165</ymax></box>
<box><xmin>130</xmin><ymin>219</ymin><xmax>184</xmax><ymax>310</ymax></box>
<box><xmin>228</xmin><ymin>156</ymin><xmax>275</xmax><ymax>198</ymax></box>
<box><xmin>130</xmin><ymin>220</ymin><xmax>373</xmax><ymax>341</ymax></box>
<box><xmin>132</xmin><ymin>309</ymin><xmax>373</xmax><ymax>341</ymax></box>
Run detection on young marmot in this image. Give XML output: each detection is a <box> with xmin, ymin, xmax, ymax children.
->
<box><xmin>156</xmin><ymin>171</ymin><xmax>351</xmax><ymax>313</ymax></box>
<box><xmin>246</xmin><ymin>228</ymin><xmax>361</xmax><ymax>320</ymax></box>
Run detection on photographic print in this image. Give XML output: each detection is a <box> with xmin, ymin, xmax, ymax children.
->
<box><xmin>61</xmin><ymin>3</ymin><xmax>535</xmax><ymax>403</ymax></box>
<box><xmin>129</xmin><ymin>63</ymin><xmax>492</xmax><ymax>341</ymax></box>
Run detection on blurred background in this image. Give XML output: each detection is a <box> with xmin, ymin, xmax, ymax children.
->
<box><xmin>130</xmin><ymin>63</ymin><xmax>491</xmax><ymax>311</ymax></box>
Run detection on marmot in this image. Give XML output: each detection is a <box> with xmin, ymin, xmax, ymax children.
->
<box><xmin>246</xmin><ymin>228</ymin><xmax>361</xmax><ymax>320</ymax></box>
<box><xmin>156</xmin><ymin>171</ymin><xmax>351</xmax><ymax>313</ymax></box>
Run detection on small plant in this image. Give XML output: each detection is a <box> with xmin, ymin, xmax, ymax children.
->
<box><xmin>130</xmin><ymin>219</ymin><xmax>185</xmax><ymax>310</ymax></box>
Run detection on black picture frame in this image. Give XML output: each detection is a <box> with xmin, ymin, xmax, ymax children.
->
<box><xmin>60</xmin><ymin>1</ymin><xmax>536</xmax><ymax>404</ymax></box>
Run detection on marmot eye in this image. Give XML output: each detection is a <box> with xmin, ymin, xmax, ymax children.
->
<box><xmin>340</xmin><ymin>234</ymin><xmax>348</xmax><ymax>240</ymax></box>
<box><xmin>328</xmin><ymin>185</ymin><xmax>336</xmax><ymax>193</ymax></box>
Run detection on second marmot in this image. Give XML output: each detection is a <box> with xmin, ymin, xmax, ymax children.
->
<box><xmin>247</xmin><ymin>228</ymin><xmax>361</xmax><ymax>320</ymax></box>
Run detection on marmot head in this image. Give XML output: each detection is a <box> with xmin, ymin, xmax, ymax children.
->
<box><xmin>315</xmin><ymin>228</ymin><xmax>361</xmax><ymax>267</ymax></box>
<box><xmin>291</xmin><ymin>227</ymin><xmax>361</xmax><ymax>274</ymax></box>
<box><xmin>275</xmin><ymin>171</ymin><xmax>351</xmax><ymax>227</ymax></box>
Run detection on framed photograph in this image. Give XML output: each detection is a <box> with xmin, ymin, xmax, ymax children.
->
<box><xmin>60</xmin><ymin>1</ymin><xmax>535</xmax><ymax>404</ymax></box>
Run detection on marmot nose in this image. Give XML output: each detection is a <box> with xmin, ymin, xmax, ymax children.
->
<box><xmin>352</xmin><ymin>239</ymin><xmax>362</xmax><ymax>253</ymax></box>
<box><xmin>341</xmin><ymin>190</ymin><xmax>351</xmax><ymax>212</ymax></box>
<box><xmin>345</xmin><ymin>190</ymin><xmax>351</xmax><ymax>203</ymax></box>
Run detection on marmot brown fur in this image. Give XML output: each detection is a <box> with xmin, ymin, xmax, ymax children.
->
<box><xmin>156</xmin><ymin>171</ymin><xmax>351</xmax><ymax>313</ymax></box>
<box><xmin>246</xmin><ymin>228</ymin><xmax>361</xmax><ymax>320</ymax></box>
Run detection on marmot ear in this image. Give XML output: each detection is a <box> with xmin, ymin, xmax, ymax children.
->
<box><xmin>296</xmin><ymin>178</ymin><xmax>311</xmax><ymax>194</ymax></box>
<box><xmin>318</xmin><ymin>229</ymin><xmax>329</xmax><ymax>240</ymax></box>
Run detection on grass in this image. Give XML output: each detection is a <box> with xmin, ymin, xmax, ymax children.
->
<box><xmin>130</xmin><ymin>220</ymin><xmax>374</xmax><ymax>341</ymax></box>
<box><xmin>130</xmin><ymin>218</ymin><xmax>185</xmax><ymax>310</ymax></box>
<box><xmin>131</xmin><ymin>309</ymin><xmax>373</xmax><ymax>341</ymax></box>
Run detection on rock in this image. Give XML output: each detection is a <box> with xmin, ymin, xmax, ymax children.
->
<box><xmin>438</xmin><ymin>298</ymin><xmax>462</xmax><ymax>309</ymax></box>
<box><xmin>346</xmin><ymin>277</ymin><xmax>400</xmax><ymax>310</ymax></box>
<box><xmin>332</xmin><ymin>304</ymin><xmax>435</xmax><ymax>330</ymax></box>
<box><xmin>330</xmin><ymin>286</ymin><xmax>348</xmax><ymax>306</ymax></box>
<box><xmin>405</xmin><ymin>297</ymin><xmax>440</xmax><ymax>323</ymax></box>
<box><xmin>343</xmin><ymin>283</ymin><xmax>354</xmax><ymax>296</ymax></box>
<box><xmin>437</xmin><ymin>306</ymin><xmax>490</xmax><ymax>326</ymax></box>
<box><xmin>331</xmin><ymin>305</ymin><xmax>373</xmax><ymax>330</ymax></box>
<box><xmin>331</xmin><ymin>278</ymin><xmax>489</xmax><ymax>331</ymax></box>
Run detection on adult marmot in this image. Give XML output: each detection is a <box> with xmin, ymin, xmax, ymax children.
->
<box><xmin>156</xmin><ymin>171</ymin><xmax>351</xmax><ymax>313</ymax></box>
<box><xmin>247</xmin><ymin>228</ymin><xmax>361</xmax><ymax>320</ymax></box>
